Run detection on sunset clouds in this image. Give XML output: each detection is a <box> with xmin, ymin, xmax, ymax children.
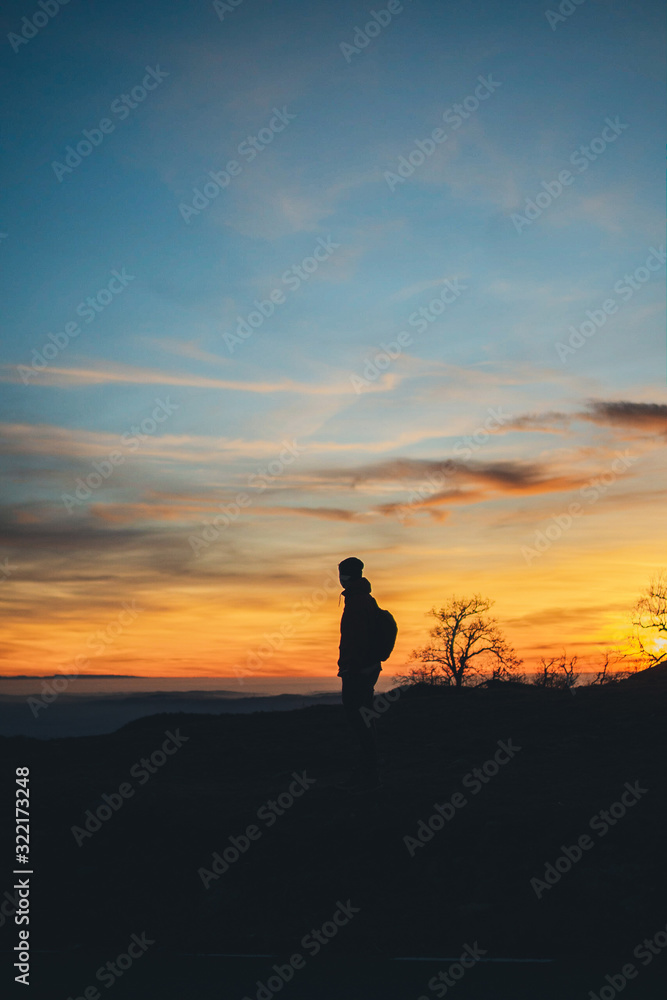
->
<box><xmin>0</xmin><ymin>0</ymin><xmax>664</xmax><ymax>680</ymax></box>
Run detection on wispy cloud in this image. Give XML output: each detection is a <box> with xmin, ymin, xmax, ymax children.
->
<box><xmin>0</xmin><ymin>362</ymin><xmax>360</xmax><ymax>395</ymax></box>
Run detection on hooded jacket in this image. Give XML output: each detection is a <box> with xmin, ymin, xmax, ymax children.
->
<box><xmin>337</xmin><ymin>576</ymin><xmax>382</xmax><ymax>675</ymax></box>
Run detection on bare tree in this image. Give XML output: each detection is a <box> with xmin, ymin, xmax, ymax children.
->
<box><xmin>531</xmin><ymin>653</ymin><xmax>579</xmax><ymax>689</ymax></box>
<box><xmin>588</xmin><ymin>649</ymin><xmax>634</xmax><ymax>685</ymax></box>
<box><xmin>630</xmin><ymin>572</ymin><xmax>667</xmax><ymax>667</ymax></box>
<box><xmin>393</xmin><ymin>663</ymin><xmax>452</xmax><ymax>687</ymax></box>
<box><xmin>407</xmin><ymin>595</ymin><xmax>522</xmax><ymax>688</ymax></box>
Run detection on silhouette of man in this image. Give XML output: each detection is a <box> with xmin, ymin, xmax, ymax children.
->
<box><xmin>337</xmin><ymin>556</ymin><xmax>382</xmax><ymax>789</ymax></box>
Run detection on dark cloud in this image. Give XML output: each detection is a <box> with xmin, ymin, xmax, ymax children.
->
<box><xmin>504</xmin><ymin>400</ymin><xmax>667</xmax><ymax>438</ymax></box>
<box><xmin>503</xmin><ymin>412</ymin><xmax>571</xmax><ymax>433</ymax></box>
<box><xmin>375</xmin><ymin>488</ymin><xmax>477</xmax><ymax>518</ymax></box>
<box><xmin>582</xmin><ymin>401</ymin><xmax>667</xmax><ymax>433</ymax></box>
<box><xmin>315</xmin><ymin>455</ymin><xmax>586</xmax><ymax>496</ymax></box>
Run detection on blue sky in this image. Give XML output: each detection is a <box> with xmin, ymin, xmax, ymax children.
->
<box><xmin>0</xmin><ymin>0</ymin><xmax>665</xmax><ymax>678</ymax></box>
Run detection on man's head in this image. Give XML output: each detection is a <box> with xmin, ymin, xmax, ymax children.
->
<box><xmin>338</xmin><ymin>556</ymin><xmax>364</xmax><ymax>585</ymax></box>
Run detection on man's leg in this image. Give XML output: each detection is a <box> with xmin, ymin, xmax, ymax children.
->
<box><xmin>341</xmin><ymin>666</ymin><xmax>381</xmax><ymax>779</ymax></box>
<box><xmin>356</xmin><ymin>666</ymin><xmax>381</xmax><ymax>771</ymax></box>
<box><xmin>341</xmin><ymin>672</ymin><xmax>363</xmax><ymax>764</ymax></box>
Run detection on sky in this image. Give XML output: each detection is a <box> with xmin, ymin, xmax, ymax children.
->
<box><xmin>0</xmin><ymin>0</ymin><xmax>665</xmax><ymax>682</ymax></box>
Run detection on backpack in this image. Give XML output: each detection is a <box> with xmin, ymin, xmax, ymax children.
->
<box><xmin>375</xmin><ymin>607</ymin><xmax>398</xmax><ymax>661</ymax></box>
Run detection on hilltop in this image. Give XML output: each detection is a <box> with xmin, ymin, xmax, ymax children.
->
<box><xmin>1</xmin><ymin>673</ymin><xmax>664</xmax><ymax>994</ymax></box>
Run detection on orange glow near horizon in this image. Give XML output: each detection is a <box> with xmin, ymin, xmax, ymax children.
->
<box><xmin>2</xmin><ymin>540</ymin><xmax>658</xmax><ymax>681</ymax></box>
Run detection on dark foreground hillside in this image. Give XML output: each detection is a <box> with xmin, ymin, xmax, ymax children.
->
<box><xmin>1</xmin><ymin>672</ymin><xmax>665</xmax><ymax>998</ymax></box>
